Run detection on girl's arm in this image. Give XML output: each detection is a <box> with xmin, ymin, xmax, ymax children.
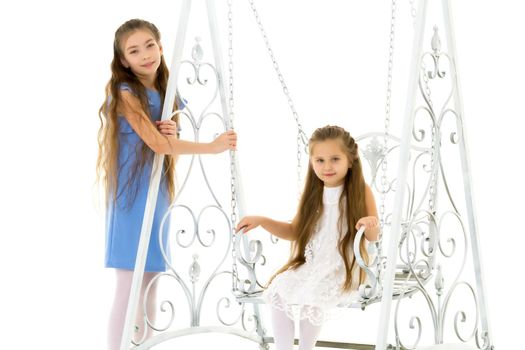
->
<box><xmin>119</xmin><ymin>90</ymin><xmax>236</xmax><ymax>155</ymax></box>
<box><xmin>356</xmin><ymin>184</ymin><xmax>380</xmax><ymax>242</ymax></box>
<box><xmin>236</xmin><ymin>215</ymin><xmax>298</xmax><ymax>241</ymax></box>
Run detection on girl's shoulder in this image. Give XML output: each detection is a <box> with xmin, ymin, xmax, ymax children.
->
<box><xmin>104</xmin><ymin>83</ymin><xmax>135</xmax><ymax>109</ymax></box>
<box><xmin>116</xmin><ymin>82</ymin><xmax>186</xmax><ymax>110</ymax></box>
<box><xmin>119</xmin><ymin>82</ymin><xmax>134</xmax><ymax>94</ymax></box>
<box><xmin>118</xmin><ymin>83</ymin><xmax>161</xmax><ymax>100</ymax></box>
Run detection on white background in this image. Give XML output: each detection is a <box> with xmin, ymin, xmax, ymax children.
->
<box><xmin>0</xmin><ymin>0</ymin><xmax>523</xmax><ymax>349</ymax></box>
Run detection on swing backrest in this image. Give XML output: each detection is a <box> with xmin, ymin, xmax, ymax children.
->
<box><xmin>349</xmin><ymin>132</ymin><xmax>438</xmax><ymax>308</ymax></box>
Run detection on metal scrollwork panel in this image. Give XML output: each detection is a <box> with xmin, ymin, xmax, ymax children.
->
<box><xmin>391</xmin><ymin>25</ymin><xmax>489</xmax><ymax>349</ymax></box>
<box><xmin>131</xmin><ymin>38</ymin><xmax>258</xmax><ymax>345</ymax></box>
<box><xmin>355</xmin><ymin>131</ymin><xmax>434</xmax><ymax>302</ymax></box>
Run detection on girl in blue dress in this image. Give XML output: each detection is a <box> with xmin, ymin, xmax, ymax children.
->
<box><xmin>97</xmin><ymin>18</ymin><xmax>237</xmax><ymax>349</ymax></box>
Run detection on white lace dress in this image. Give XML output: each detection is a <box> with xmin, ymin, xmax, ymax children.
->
<box><xmin>263</xmin><ymin>185</ymin><xmax>361</xmax><ymax>326</ymax></box>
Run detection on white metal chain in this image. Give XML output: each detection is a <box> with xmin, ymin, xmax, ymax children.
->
<box><xmin>227</xmin><ymin>0</ymin><xmax>239</xmax><ymax>294</ymax></box>
<box><xmin>228</xmin><ymin>0</ymin><xmax>235</xmax><ymax>129</ymax></box>
<box><xmin>247</xmin><ymin>0</ymin><xmax>308</xmax><ymax>197</ymax></box>
<box><xmin>408</xmin><ymin>0</ymin><xmax>418</xmax><ymax>19</ymax></box>
<box><xmin>409</xmin><ymin>0</ymin><xmax>433</xmax><ymax>110</ymax></box>
<box><xmin>380</xmin><ymin>0</ymin><xmax>397</xmax><ymax>232</ymax></box>
<box><xmin>408</xmin><ymin>0</ymin><xmax>437</xmax><ymax>212</ymax></box>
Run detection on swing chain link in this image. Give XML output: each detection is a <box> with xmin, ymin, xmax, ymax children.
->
<box><xmin>408</xmin><ymin>0</ymin><xmax>437</xmax><ymax>212</ymax></box>
<box><xmin>426</xmin><ymin>63</ymin><xmax>437</xmax><ymax>213</ymax></box>
<box><xmin>407</xmin><ymin>0</ymin><xmax>435</xmax><ymax>111</ymax></box>
<box><xmin>408</xmin><ymin>0</ymin><xmax>418</xmax><ymax>20</ymax></box>
<box><xmin>248</xmin><ymin>0</ymin><xmax>307</xmax><ymax>197</ymax></box>
<box><xmin>227</xmin><ymin>0</ymin><xmax>235</xmax><ymax>129</ymax></box>
<box><xmin>227</xmin><ymin>0</ymin><xmax>239</xmax><ymax>294</ymax></box>
<box><xmin>376</xmin><ymin>0</ymin><xmax>398</xmax><ymax>285</ymax></box>
<box><xmin>380</xmin><ymin>0</ymin><xmax>397</xmax><ymax>232</ymax></box>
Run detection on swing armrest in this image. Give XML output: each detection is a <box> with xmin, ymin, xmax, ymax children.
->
<box><xmin>353</xmin><ymin>226</ymin><xmax>379</xmax><ymax>299</ymax></box>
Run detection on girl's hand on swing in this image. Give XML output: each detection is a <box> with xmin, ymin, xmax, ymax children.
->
<box><xmin>210</xmin><ymin>130</ymin><xmax>237</xmax><ymax>153</ymax></box>
<box><xmin>236</xmin><ymin>216</ymin><xmax>263</xmax><ymax>234</ymax></box>
<box><xmin>356</xmin><ymin>216</ymin><xmax>379</xmax><ymax>231</ymax></box>
<box><xmin>156</xmin><ymin>120</ymin><xmax>178</xmax><ymax>136</ymax></box>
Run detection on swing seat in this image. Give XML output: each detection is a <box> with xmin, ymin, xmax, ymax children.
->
<box><xmin>235</xmin><ymin>132</ymin><xmax>436</xmax><ymax>310</ymax></box>
<box><xmin>235</xmin><ymin>262</ymin><xmax>432</xmax><ymax>310</ymax></box>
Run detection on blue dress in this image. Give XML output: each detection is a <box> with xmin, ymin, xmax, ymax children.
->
<box><xmin>104</xmin><ymin>84</ymin><xmax>174</xmax><ymax>272</ymax></box>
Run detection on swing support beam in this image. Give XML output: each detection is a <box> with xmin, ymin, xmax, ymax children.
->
<box><xmin>119</xmin><ymin>1</ymin><xmax>192</xmax><ymax>349</ymax></box>
<box><xmin>442</xmin><ymin>0</ymin><xmax>493</xmax><ymax>345</ymax></box>
<box><xmin>120</xmin><ymin>0</ymin><xmax>257</xmax><ymax>349</ymax></box>
<box><xmin>376</xmin><ymin>0</ymin><xmax>493</xmax><ymax>348</ymax></box>
<box><xmin>375</xmin><ymin>0</ymin><xmax>429</xmax><ymax>348</ymax></box>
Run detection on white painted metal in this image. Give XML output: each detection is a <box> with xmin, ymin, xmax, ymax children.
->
<box><xmin>441</xmin><ymin>0</ymin><xmax>493</xmax><ymax>347</ymax></box>
<box><xmin>204</xmin><ymin>0</ymin><xmax>248</xmax><ymax>237</ymax></box>
<box><xmin>119</xmin><ymin>1</ymin><xmax>192</xmax><ymax>349</ymax></box>
<box><xmin>117</xmin><ymin>1</ymin><xmax>494</xmax><ymax>349</ymax></box>
<box><xmin>375</xmin><ymin>0</ymin><xmax>429</xmax><ymax>348</ymax></box>
<box><xmin>206</xmin><ymin>0</ymin><xmax>254</xmax><ymax>276</ymax></box>
<box><xmin>206</xmin><ymin>3</ymin><xmax>268</xmax><ymax>340</ymax></box>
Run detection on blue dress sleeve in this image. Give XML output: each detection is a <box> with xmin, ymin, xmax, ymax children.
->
<box><xmin>176</xmin><ymin>94</ymin><xmax>187</xmax><ymax>110</ymax></box>
<box><xmin>119</xmin><ymin>83</ymin><xmax>133</xmax><ymax>93</ymax></box>
<box><xmin>116</xmin><ymin>83</ymin><xmax>136</xmax><ymax>134</ymax></box>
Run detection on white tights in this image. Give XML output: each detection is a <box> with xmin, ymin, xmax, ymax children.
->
<box><xmin>107</xmin><ymin>269</ymin><xmax>159</xmax><ymax>350</ymax></box>
<box><xmin>270</xmin><ymin>307</ymin><xmax>322</xmax><ymax>350</ymax></box>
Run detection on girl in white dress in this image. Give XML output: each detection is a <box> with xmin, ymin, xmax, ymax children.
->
<box><xmin>237</xmin><ymin>125</ymin><xmax>379</xmax><ymax>350</ymax></box>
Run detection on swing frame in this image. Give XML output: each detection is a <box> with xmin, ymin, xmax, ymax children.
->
<box><xmin>120</xmin><ymin>1</ymin><xmax>494</xmax><ymax>349</ymax></box>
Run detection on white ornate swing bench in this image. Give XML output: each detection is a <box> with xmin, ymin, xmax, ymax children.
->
<box><xmin>120</xmin><ymin>1</ymin><xmax>494</xmax><ymax>349</ymax></box>
<box><xmin>233</xmin><ymin>131</ymin><xmax>437</xmax><ymax>307</ymax></box>
<box><xmin>231</xmin><ymin>131</ymin><xmax>439</xmax><ymax>350</ymax></box>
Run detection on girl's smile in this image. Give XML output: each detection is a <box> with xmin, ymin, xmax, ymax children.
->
<box><xmin>141</xmin><ymin>61</ymin><xmax>156</xmax><ymax>69</ymax></box>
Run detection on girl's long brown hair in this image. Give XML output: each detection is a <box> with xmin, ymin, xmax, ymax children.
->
<box><xmin>270</xmin><ymin>125</ymin><xmax>369</xmax><ymax>291</ymax></box>
<box><xmin>97</xmin><ymin>19</ymin><xmax>178</xmax><ymax>206</ymax></box>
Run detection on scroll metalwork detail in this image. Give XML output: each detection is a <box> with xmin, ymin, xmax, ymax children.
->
<box><xmin>387</xmin><ymin>26</ymin><xmax>489</xmax><ymax>349</ymax></box>
<box><xmin>131</xmin><ymin>38</ymin><xmax>263</xmax><ymax>347</ymax></box>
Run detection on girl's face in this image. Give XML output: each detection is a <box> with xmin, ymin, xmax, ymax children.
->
<box><xmin>120</xmin><ymin>29</ymin><xmax>163</xmax><ymax>84</ymax></box>
<box><xmin>310</xmin><ymin>139</ymin><xmax>351</xmax><ymax>187</ymax></box>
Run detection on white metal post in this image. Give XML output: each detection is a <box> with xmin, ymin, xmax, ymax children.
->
<box><xmin>205</xmin><ymin>0</ymin><xmax>231</xmax><ymax>131</ymax></box>
<box><xmin>442</xmin><ymin>0</ymin><xmax>494</xmax><ymax>347</ymax></box>
<box><xmin>375</xmin><ymin>0</ymin><xmax>428</xmax><ymax>348</ymax></box>
<box><xmin>205</xmin><ymin>1</ymin><xmax>269</xmax><ymax>343</ymax></box>
<box><xmin>119</xmin><ymin>1</ymin><xmax>192</xmax><ymax>349</ymax></box>
<box><xmin>205</xmin><ymin>0</ymin><xmax>249</xmax><ymax>252</ymax></box>
<box><xmin>204</xmin><ymin>0</ymin><xmax>246</xmax><ymax>214</ymax></box>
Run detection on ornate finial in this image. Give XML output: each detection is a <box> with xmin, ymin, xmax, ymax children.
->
<box><xmin>362</xmin><ymin>137</ymin><xmax>388</xmax><ymax>181</ymax></box>
<box><xmin>191</xmin><ymin>37</ymin><xmax>204</xmax><ymax>62</ymax></box>
<box><xmin>431</xmin><ymin>25</ymin><xmax>441</xmax><ymax>54</ymax></box>
<box><xmin>189</xmin><ymin>253</ymin><xmax>201</xmax><ymax>283</ymax></box>
<box><xmin>435</xmin><ymin>264</ymin><xmax>444</xmax><ymax>296</ymax></box>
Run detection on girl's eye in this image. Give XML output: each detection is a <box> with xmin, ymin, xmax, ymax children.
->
<box><xmin>147</xmin><ymin>43</ymin><xmax>155</xmax><ymax>48</ymax></box>
<box><xmin>316</xmin><ymin>159</ymin><xmax>324</xmax><ymax>163</ymax></box>
<box><xmin>332</xmin><ymin>158</ymin><xmax>340</xmax><ymax>162</ymax></box>
<box><xmin>129</xmin><ymin>50</ymin><xmax>138</xmax><ymax>55</ymax></box>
